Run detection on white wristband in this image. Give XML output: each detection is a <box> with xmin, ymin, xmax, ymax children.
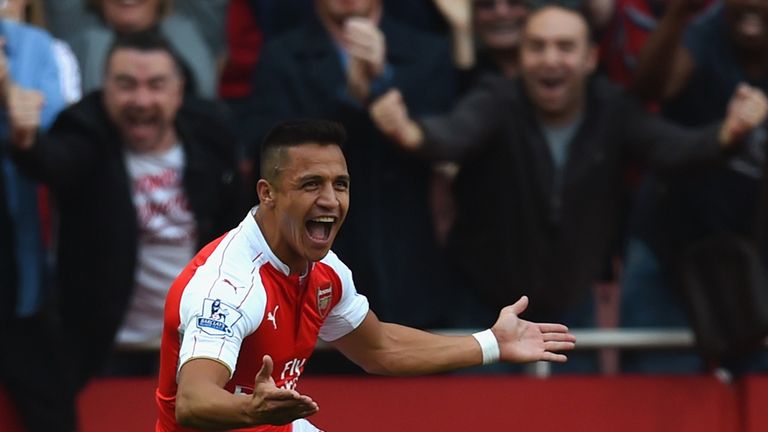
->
<box><xmin>472</xmin><ymin>329</ymin><xmax>500</xmax><ymax>365</ymax></box>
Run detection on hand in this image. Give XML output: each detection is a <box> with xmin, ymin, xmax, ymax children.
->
<box><xmin>720</xmin><ymin>83</ymin><xmax>768</xmax><ymax>147</ymax></box>
<box><xmin>369</xmin><ymin>89</ymin><xmax>424</xmax><ymax>151</ymax></box>
<box><xmin>432</xmin><ymin>0</ymin><xmax>471</xmax><ymax>33</ymax></box>
<box><xmin>491</xmin><ymin>296</ymin><xmax>576</xmax><ymax>363</ymax></box>
<box><xmin>247</xmin><ymin>355</ymin><xmax>319</xmax><ymax>425</ymax></box>
<box><xmin>8</xmin><ymin>84</ymin><xmax>45</xmax><ymax>150</ymax></box>
<box><xmin>344</xmin><ymin>17</ymin><xmax>386</xmax><ymax>102</ymax></box>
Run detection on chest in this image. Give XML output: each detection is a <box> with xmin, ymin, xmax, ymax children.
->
<box><xmin>227</xmin><ymin>268</ymin><xmax>340</xmax><ymax>392</ymax></box>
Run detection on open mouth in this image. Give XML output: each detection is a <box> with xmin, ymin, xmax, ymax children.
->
<box><xmin>124</xmin><ymin>112</ymin><xmax>160</xmax><ymax>135</ymax></box>
<box><xmin>306</xmin><ymin>216</ymin><xmax>336</xmax><ymax>242</ymax></box>
<box><xmin>540</xmin><ymin>77</ymin><xmax>565</xmax><ymax>90</ymax></box>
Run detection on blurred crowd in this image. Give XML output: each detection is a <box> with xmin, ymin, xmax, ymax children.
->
<box><xmin>1</xmin><ymin>0</ymin><xmax>768</xmax><ymax>430</ymax></box>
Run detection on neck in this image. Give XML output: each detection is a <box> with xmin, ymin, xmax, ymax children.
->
<box><xmin>491</xmin><ymin>49</ymin><xmax>520</xmax><ymax>78</ymax></box>
<box><xmin>253</xmin><ymin>208</ymin><xmax>308</xmax><ymax>275</ymax></box>
<box><xmin>125</xmin><ymin>129</ymin><xmax>178</xmax><ymax>154</ymax></box>
<box><xmin>536</xmin><ymin>105</ymin><xmax>584</xmax><ymax>128</ymax></box>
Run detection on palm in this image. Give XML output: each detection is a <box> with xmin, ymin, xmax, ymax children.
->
<box><xmin>432</xmin><ymin>0</ymin><xmax>471</xmax><ymax>31</ymax></box>
<box><xmin>492</xmin><ymin>297</ymin><xmax>576</xmax><ymax>363</ymax></box>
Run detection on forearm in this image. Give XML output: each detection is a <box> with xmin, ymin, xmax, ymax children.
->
<box><xmin>177</xmin><ymin>383</ymin><xmax>256</xmax><ymax>429</ymax></box>
<box><xmin>337</xmin><ymin>322</ymin><xmax>484</xmax><ymax>376</ymax></box>
<box><xmin>631</xmin><ymin>7</ymin><xmax>690</xmax><ymax>101</ymax></box>
<box><xmin>450</xmin><ymin>26</ymin><xmax>475</xmax><ymax>70</ymax></box>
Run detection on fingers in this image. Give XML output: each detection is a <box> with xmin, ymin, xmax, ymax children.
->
<box><xmin>721</xmin><ymin>84</ymin><xmax>768</xmax><ymax>145</ymax></box>
<box><xmin>543</xmin><ymin>340</ymin><xmax>576</xmax><ymax>353</ymax></box>
<box><xmin>508</xmin><ymin>295</ymin><xmax>529</xmax><ymax>316</ymax></box>
<box><xmin>540</xmin><ymin>352</ymin><xmax>569</xmax><ymax>363</ymax></box>
<box><xmin>344</xmin><ymin>18</ymin><xmax>385</xmax><ymax>74</ymax></box>
<box><xmin>537</xmin><ymin>323</ymin><xmax>570</xmax><ymax>334</ymax></box>
<box><xmin>255</xmin><ymin>354</ymin><xmax>274</xmax><ymax>384</ymax></box>
<box><xmin>256</xmin><ymin>394</ymin><xmax>319</xmax><ymax>425</ymax></box>
<box><xmin>370</xmin><ymin>89</ymin><xmax>409</xmax><ymax>138</ymax></box>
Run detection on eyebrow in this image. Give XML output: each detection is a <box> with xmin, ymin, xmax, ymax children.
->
<box><xmin>297</xmin><ymin>174</ymin><xmax>351</xmax><ymax>183</ymax></box>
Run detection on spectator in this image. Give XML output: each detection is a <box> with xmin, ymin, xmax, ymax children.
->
<box><xmin>1</xmin><ymin>0</ymin><xmax>81</xmax><ymax>104</ymax></box>
<box><xmin>10</xmin><ymin>30</ymin><xmax>245</xmax><ymax>389</ymax></box>
<box><xmin>370</xmin><ymin>2</ymin><xmax>768</xmax><ymax>371</ymax></box>
<box><xmin>246</xmin><ymin>0</ymin><xmax>457</xmax><ymax>329</ymax></box>
<box><xmin>0</xmin><ymin>4</ymin><xmax>74</xmax><ymax>430</ymax></box>
<box><xmin>42</xmin><ymin>0</ymin><xmax>222</xmax><ymax>98</ymax></box>
<box><xmin>436</xmin><ymin>0</ymin><xmax>528</xmax><ymax>80</ymax></box>
<box><xmin>621</xmin><ymin>0</ymin><xmax>768</xmax><ymax>373</ymax></box>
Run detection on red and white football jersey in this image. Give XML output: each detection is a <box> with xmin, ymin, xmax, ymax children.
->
<box><xmin>155</xmin><ymin>209</ymin><xmax>369</xmax><ymax>432</ymax></box>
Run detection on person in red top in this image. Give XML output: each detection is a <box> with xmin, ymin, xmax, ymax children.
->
<box><xmin>155</xmin><ymin>119</ymin><xmax>577</xmax><ymax>431</ymax></box>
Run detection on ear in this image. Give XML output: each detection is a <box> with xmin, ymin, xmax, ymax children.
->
<box><xmin>586</xmin><ymin>44</ymin><xmax>599</xmax><ymax>74</ymax></box>
<box><xmin>256</xmin><ymin>179</ymin><xmax>275</xmax><ymax>207</ymax></box>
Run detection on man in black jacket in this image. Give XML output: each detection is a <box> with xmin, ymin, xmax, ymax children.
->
<box><xmin>370</xmin><ymin>3</ymin><xmax>768</xmax><ymax>339</ymax></box>
<box><xmin>245</xmin><ymin>0</ymin><xmax>457</xmax><ymax>329</ymax></box>
<box><xmin>10</xmin><ymin>30</ymin><xmax>245</xmax><ymax>390</ymax></box>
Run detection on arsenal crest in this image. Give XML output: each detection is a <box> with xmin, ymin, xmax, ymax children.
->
<box><xmin>317</xmin><ymin>283</ymin><xmax>333</xmax><ymax>318</ymax></box>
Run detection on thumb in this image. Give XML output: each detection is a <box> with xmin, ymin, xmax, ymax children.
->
<box><xmin>255</xmin><ymin>354</ymin><xmax>274</xmax><ymax>384</ymax></box>
<box><xmin>509</xmin><ymin>295</ymin><xmax>529</xmax><ymax>316</ymax></box>
<box><xmin>735</xmin><ymin>83</ymin><xmax>752</xmax><ymax>99</ymax></box>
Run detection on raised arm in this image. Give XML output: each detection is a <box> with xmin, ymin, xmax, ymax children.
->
<box><xmin>630</xmin><ymin>0</ymin><xmax>707</xmax><ymax>102</ymax></box>
<box><xmin>175</xmin><ymin>356</ymin><xmax>319</xmax><ymax>429</ymax></box>
<box><xmin>432</xmin><ymin>0</ymin><xmax>475</xmax><ymax>69</ymax></box>
<box><xmin>330</xmin><ymin>296</ymin><xmax>575</xmax><ymax>376</ymax></box>
<box><xmin>370</xmin><ymin>75</ymin><xmax>507</xmax><ymax>161</ymax></box>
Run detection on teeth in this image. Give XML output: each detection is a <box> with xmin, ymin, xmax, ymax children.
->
<box><xmin>312</xmin><ymin>217</ymin><xmax>335</xmax><ymax>223</ymax></box>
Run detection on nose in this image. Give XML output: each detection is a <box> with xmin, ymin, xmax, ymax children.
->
<box><xmin>130</xmin><ymin>85</ymin><xmax>154</xmax><ymax>107</ymax></box>
<box><xmin>542</xmin><ymin>45</ymin><xmax>560</xmax><ymax>66</ymax></box>
<box><xmin>316</xmin><ymin>183</ymin><xmax>340</xmax><ymax>209</ymax></box>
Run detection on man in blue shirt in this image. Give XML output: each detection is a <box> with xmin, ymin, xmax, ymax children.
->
<box><xmin>0</xmin><ymin>15</ymin><xmax>73</xmax><ymax>432</ymax></box>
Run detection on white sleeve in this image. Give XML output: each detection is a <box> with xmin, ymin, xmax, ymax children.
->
<box><xmin>177</xmin><ymin>265</ymin><xmax>266</xmax><ymax>377</ymax></box>
<box><xmin>318</xmin><ymin>252</ymin><xmax>369</xmax><ymax>342</ymax></box>
<box><xmin>52</xmin><ymin>39</ymin><xmax>82</xmax><ymax>104</ymax></box>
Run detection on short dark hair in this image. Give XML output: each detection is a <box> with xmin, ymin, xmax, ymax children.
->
<box><xmin>104</xmin><ymin>28</ymin><xmax>183</xmax><ymax>76</ymax></box>
<box><xmin>524</xmin><ymin>0</ymin><xmax>596</xmax><ymax>43</ymax></box>
<box><xmin>260</xmin><ymin>120</ymin><xmax>347</xmax><ymax>183</ymax></box>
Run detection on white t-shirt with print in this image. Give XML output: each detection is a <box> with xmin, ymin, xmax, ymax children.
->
<box><xmin>117</xmin><ymin>143</ymin><xmax>197</xmax><ymax>348</ymax></box>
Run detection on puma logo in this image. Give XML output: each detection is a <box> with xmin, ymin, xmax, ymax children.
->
<box><xmin>222</xmin><ymin>278</ymin><xmax>244</xmax><ymax>293</ymax></box>
<box><xmin>267</xmin><ymin>305</ymin><xmax>279</xmax><ymax>330</ymax></box>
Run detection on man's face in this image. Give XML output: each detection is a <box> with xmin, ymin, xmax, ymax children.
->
<box><xmin>725</xmin><ymin>0</ymin><xmax>768</xmax><ymax>51</ymax></box>
<box><xmin>100</xmin><ymin>0</ymin><xmax>161</xmax><ymax>33</ymax></box>
<box><xmin>269</xmin><ymin>143</ymin><xmax>350</xmax><ymax>269</ymax></box>
<box><xmin>474</xmin><ymin>0</ymin><xmax>528</xmax><ymax>53</ymax></box>
<box><xmin>520</xmin><ymin>6</ymin><xmax>596</xmax><ymax>122</ymax></box>
<box><xmin>315</xmin><ymin>0</ymin><xmax>378</xmax><ymax>23</ymax></box>
<box><xmin>103</xmin><ymin>48</ymin><xmax>183</xmax><ymax>152</ymax></box>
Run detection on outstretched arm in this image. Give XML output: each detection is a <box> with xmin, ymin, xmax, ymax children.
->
<box><xmin>175</xmin><ymin>356</ymin><xmax>319</xmax><ymax>429</ymax></box>
<box><xmin>331</xmin><ymin>296</ymin><xmax>575</xmax><ymax>376</ymax></box>
<box><xmin>432</xmin><ymin>0</ymin><xmax>475</xmax><ymax>69</ymax></box>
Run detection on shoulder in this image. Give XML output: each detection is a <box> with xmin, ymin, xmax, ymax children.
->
<box><xmin>182</xmin><ymin>227</ymin><xmax>270</xmax><ymax>311</ymax></box>
<box><xmin>51</xmin><ymin>92</ymin><xmax>109</xmax><ymax>131</ymax></box>
<box><xmin>318</xmin><ymin>250</ymin><xmax>353</xmax><ymax>279</ymax></box>
<box><xmin>4</xmin><ymin>21</ymin><xmax>54</xmax><ymax>46</ymax></box>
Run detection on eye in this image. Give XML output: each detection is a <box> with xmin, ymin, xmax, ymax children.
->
<box><xmin>334</xmin><ymin>180</ymin><xmax>350</xmax><ymax>191</ymax></box>
<box><xmin>302</xmin><ymin>180</ymin><xmax>320</xmax><ymax>191</ymax></box>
